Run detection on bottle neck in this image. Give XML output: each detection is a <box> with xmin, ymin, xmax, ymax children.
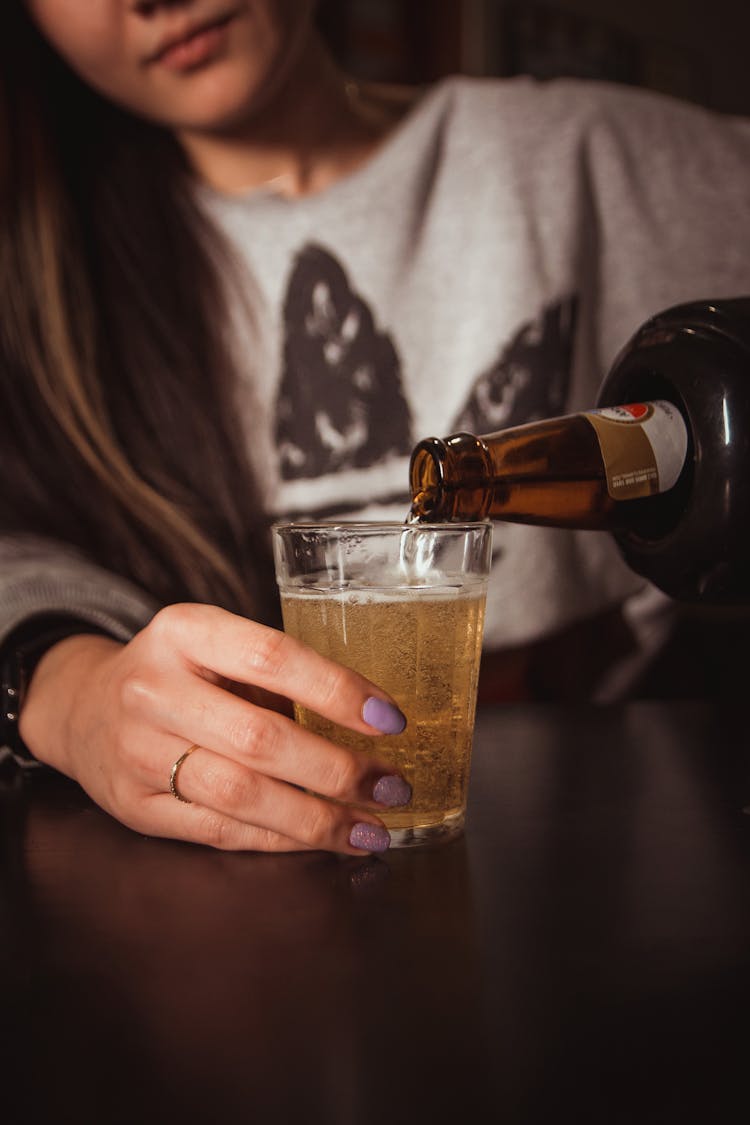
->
<box><xmin>409</xmin><ymin>433</ymin><xmax>494</xmax><ymax>522</ymax></box>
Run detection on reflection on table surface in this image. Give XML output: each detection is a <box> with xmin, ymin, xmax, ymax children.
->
<box><xmin>2</xmin><ymin>701</ymin><xmax>749</xmax><ymax>1125</ymax></box>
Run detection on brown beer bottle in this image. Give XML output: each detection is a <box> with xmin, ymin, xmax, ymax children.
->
<box><xmin>409</xmin><ymin>400</ymin><xmax>687</xmax><ymax>530</ymax></box>
<box><xmin>410</xmin><ymin>298</ymin><xmax>750</xmax><ymax>602</ymax></box>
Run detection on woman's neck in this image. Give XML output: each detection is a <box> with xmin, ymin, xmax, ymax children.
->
<box><xmin>177</xmin><ymin>37</ymin><xmax>416</xmax><ymax>198</ymax></box>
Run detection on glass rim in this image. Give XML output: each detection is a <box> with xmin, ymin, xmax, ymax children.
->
<box><xmin>272</xmin><ymin>519</ymin><xmax>491</xmax><ymax>534</ymax></box>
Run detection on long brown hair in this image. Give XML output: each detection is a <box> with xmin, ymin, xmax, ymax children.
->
<box><xmin>0</xmin><ymin>5</ymin><xmax>277</xmax><ymax>621</ymax></box>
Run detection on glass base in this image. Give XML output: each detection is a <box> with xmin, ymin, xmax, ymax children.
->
<box><xmin>386</xmin><ymin>808</ymin><xmax>465</xmax><ymax>849</ymax></box>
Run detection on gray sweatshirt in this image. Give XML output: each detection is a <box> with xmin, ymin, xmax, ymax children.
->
<box><xmin>3</xmin><ymin>76</ymin><xmax>750</xmax><ymax>693</ymax></box>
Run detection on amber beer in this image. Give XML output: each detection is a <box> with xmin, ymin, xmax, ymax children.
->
<box><xmin>281</xmin><ymin>585</ymin><xmax>485</xmax><ymax>838</ymax></box>
<box><xmin>409</xmin><ymin>401</ymin><xmax>689</xmax><ymax>528</ymax></box>
<box><xmin>273</xmin><ymin>523</ymin><xmax>493</xmax><ymax>848</ymax></box>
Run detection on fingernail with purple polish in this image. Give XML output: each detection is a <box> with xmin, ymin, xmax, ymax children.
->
<box><xmin>363</xmin><ymin>696</ymin><xmax>406</xmax><ymax>735</ymax></box>
<box><xmin>373</xmin><ymin>775</ymin><xmax>412</xmax><ymax>807</ymax></box>
<box><xmin>349</xmin><ymin>822</ymin><xmax>391</xmax><ymax>853</ymax></box>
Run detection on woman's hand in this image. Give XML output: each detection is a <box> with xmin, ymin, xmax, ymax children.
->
<box><xmin>18</xmin><ymin>603</ymin><xmax>411</xmax><ymax>854</ymax></box>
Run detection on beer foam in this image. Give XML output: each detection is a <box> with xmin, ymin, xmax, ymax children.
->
<box><xmin>279</xmin><ymin>576</ymin><xmax>488</xmax><ymax>602</ymax></box>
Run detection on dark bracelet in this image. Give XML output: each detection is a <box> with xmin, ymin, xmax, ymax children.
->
<box><xmin>0</xmin><ymin>615</ymin><xmax>112</xmax><ymax>767</ymax></box>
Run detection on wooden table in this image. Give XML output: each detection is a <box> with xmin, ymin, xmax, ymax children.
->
<box><xmin>2</xmin><ymin>702</ymin><xmax>749</xmax><ymax>1124</ymax></box>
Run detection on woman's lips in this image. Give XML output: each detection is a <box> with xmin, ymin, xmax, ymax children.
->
<box><xmin>153</xmin><ymin>17</ymin><xmax>232</xmax><ymax>72</ymax></box>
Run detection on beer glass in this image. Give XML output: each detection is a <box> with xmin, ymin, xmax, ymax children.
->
<box><xmin>272</xmin><ymin>522</ymin><xmax>492</xmax><ymax>847</ymax></box>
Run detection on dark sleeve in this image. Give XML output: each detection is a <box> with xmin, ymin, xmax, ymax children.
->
<box><xmin>0</xmin><ymin>613</ymin><xmax>115</xmax><ymax>768</ymax></box>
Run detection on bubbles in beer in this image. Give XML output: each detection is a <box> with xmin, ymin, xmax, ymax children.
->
<box><xmin>280</xmin><ymin>585</ymin><xmax>486</xmax><ymax>834</ymax></box>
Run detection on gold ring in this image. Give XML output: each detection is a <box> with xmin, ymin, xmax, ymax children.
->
<box><xmin>169</xmin><ymin>744</ymin><xmax>199</xmax><ymax>803</ymax></box>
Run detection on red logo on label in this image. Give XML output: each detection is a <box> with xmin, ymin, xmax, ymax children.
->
<box><xmin>621</xmin><ymin>403</ymin><xmax>649</xmax><ymax>419</ymax></box>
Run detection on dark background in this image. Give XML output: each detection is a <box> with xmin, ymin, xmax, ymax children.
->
<box><xmin>317</xmin><ymin>0</ymin><xmax>750</xmax><ymax>115</ymax></box>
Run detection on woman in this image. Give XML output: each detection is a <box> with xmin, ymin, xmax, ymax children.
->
<box><xmin>3</xmin><ymin>1</ymin><xmax>750</xmax><ymax>850</ymax></box>
<box><xmin>1</xmin><ymin>0</ymin><xmax>417</xmax><ymax>854</ymax></box>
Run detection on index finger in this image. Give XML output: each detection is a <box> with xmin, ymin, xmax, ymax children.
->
<box><xmin>153</xmin><ymin>604</ymin><xmax>407</xmax><ymax>736</ymax></box>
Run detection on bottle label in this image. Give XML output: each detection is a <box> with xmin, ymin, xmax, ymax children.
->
<box><xmin>584</xmin><ymin>401</ymin><xmax>688</xmax><ymax>500</ymax></box>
